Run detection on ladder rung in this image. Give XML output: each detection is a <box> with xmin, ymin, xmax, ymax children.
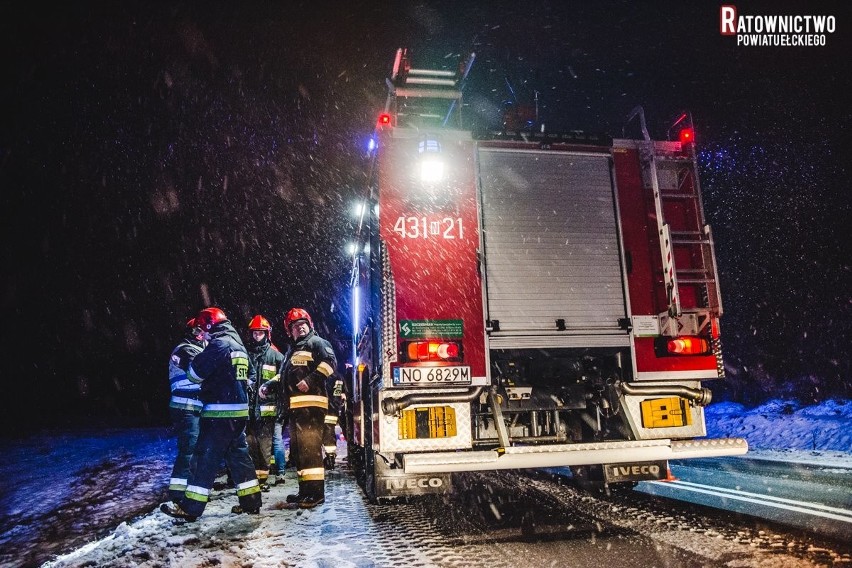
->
<box><xmin>409</xmin><ymin>68</ymin><xmax>457</xmax><ymax>77</ymax></box>
<box><xmin>655</xmin><ymin>154</ymin><xmax>692</xmax><ymax>162</ymax></box>
<box><xmin>395</xmin><ymin>87</ymin><xmax>462</xmax><ymax>99</ymax></box>
<box><xmin>672</xmin><ymin>238</ymin><xmax>711</xmax><ymax>245</ymax></box>
<box><xmin>660</xmin><ymin>192</ymin><xmax>697</xmax><ymax>199</ymax></box>
<box><xmin>677</xmin><ymin>278</ymin><xmax>717</xmax><ymax>285</ymax></box>
<box><xmin>670</xmin><ymin>230</ymin><xmax>703</xmax><ymax>237</ymax></box>
<box><xmin>406</xmin><ymin>77</ymin><xmax>457</xmax><ymax>87</ymax></box>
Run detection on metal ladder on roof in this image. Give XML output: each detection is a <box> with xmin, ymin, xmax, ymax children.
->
<box><xmin>384</xmin><ymin>48</ymin><xmax>475</xmax><ymax>129</ymax></box>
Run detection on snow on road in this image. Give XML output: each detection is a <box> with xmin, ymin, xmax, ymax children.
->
<box><xmin>43</xmin><ymin>467</ymin><xmax>431</xmax><ymax>568</ymax></box>
<box><xmin>0</xmin><ymin>399</ymin><xmax>849</xmax><ymax>567</ymax></box>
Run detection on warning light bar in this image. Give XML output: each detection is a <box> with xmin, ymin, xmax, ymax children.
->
<box><xmin>402</xmin><ymin>341</ymin><xmax>462</xmax><ymax>362</ymax></box>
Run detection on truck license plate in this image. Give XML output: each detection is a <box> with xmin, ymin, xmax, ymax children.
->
<box><xmin>393</xmin><ymin>366</ymin><xmax>471</xmax><ymax>385</ymax></box>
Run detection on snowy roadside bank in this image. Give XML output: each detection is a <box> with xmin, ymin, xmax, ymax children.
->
<box><xmin>705</xmin><ymin>399</ymin><xmax>852</xmax><ymax>468</ymax></box>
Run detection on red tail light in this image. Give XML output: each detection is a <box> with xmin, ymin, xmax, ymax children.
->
<box><xmin>667</xmin><ymin>336</ymin><xmax>710</xmax><ymax>355</ymax></box>
<box><xmin>679</xmin><ymin>128</ymin><xmax>695</xmax><ymax>144</ymax></box>
<box><xmin>378</xmin><ymin>113</ymin><xmax>392</xmax><ymax>126</ymax></box>
<box><xmin>403</xmin><ymin>341</ymin><xmax>462</xmax><ymax>362</ymax></box>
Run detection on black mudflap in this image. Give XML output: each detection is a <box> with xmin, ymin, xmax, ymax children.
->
<box><xmin>373</xmin><ymin>456</ymin><xmax>452</xmax><ymax>499</ymax></box>
<box><xmin>602</xmin><ymin>460</ymin><xmax>668</xmax><ymax>483</ymax></box>
<box><xmin>571</xmin><ymin>460</ymin><xmax>668</xmax><ymax>493</ymax></box>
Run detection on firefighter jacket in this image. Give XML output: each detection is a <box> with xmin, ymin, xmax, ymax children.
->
<box><xmin>248</xmin><ymin>338</ymin><xmax>285</xmax><ymax>419</ymax></box>
<box><xmin>168</xmin><ymin>335</ymin><xmax>205</xmax><ymax>411</ymax></box>
<box><xmin>279</xmin><ymin>330</ymin><xmax>337</xmax><ymax>412</ymax></box>
<box><xmin>188</xmin><ymin>321</ymin><xmax>254</xmax><ymax>419</ymax></box>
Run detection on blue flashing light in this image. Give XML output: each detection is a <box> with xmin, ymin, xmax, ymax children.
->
<box><xmin>352</xmin><ymin>284</ymin><xmax>360</xmax><ymax>367</ymax></box>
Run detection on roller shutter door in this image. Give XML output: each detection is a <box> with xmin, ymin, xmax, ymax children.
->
<box><xmin>478</xmin><ymin>148</ymin><xmax>628</xmax><ymax>349</ymax></box>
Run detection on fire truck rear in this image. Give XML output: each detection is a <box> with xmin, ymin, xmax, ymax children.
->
<box><xmin>346</xmin><ymin>49</ymin><xmax>747</xmax><ymax>502</ymax></box>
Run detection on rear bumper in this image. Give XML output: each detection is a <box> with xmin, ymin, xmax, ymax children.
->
<box><xmin>402</xmin><ymin>437</ymin><xmax>748</xmax><ymax>473</ymax></box>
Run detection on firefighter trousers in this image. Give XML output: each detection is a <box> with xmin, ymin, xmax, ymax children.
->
<box><xmin>290</xmin><ymin>406</ymin><xmax>326</xmax><ymax>498</ymax></box>
<box><xmin>246</xmin><ymin>416</ymin><xmax>275</xmax><ymax>484</ymax></box>
<box><xmin>168</xmin><ymin>407</ymin><xmax>200</xmax><ymax>502</ymax></box>
<box><xmin>322</xmin><ymin>411</ymin><xmax>338</xmax><ymax>456</ymax></box>
<box><xmin>179</xmin><ymin>417</ymin><xmax>261</xmax><ymax>517</ymax></box>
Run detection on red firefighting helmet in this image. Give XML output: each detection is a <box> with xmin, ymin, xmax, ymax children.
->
<box><xmin>196</xmin><ymin>307</ymin><xmax>228</xmax><ymax>331</ymax></box>
<box><xmin>284</xmin><ymin>308</ymin><xmax>313</xmax><ymax>337</ymax></box>
<box><xmin>248</xmin><ymin>315</ymin><xmax>272</xmax><ymax>332</ymax></box>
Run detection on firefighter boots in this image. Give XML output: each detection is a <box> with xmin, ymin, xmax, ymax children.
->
<box><xmin>160</xmin><ymin>502</ymin><xmax>198</xmax><ymax>522</ymax></box>
<box><xmin>231</xmin><ymin>505</ymin><xmax>261</xmax><ymax>515</ymax></box>
<box><xmin>298</xmin><ymin>495</ymin><xmax>325</xmax><ymax>509</ymax></box>
<box><xmin>323</xmin><ymin>453</ymin><xmax>336</xmax><ymax>471</ymax></box>
<box><xmin>281</xmin><ymin>494</ymin><xmax>324</xmax><ymax>509</ymax></box>
<box><xmin>285</xmin><ymin>493</ymin><xmax>300</xmax><ymax>503</ymax></box>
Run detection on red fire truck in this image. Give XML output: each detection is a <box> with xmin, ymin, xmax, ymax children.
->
<box><xmin>346</xmin><ymin>49</ymin><xmax>747</xmax><ymax>502</ymax></box>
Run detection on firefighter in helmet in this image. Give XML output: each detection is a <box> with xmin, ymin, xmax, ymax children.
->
<box><xmin>160</xmin><ymin>307</ymin><xmax>261</xmax><ymax>522</ymax></box>
<box><xmin>166</xmin><ymin>317</ymin><xmax>205</xmax><ymax>503</ymax></box>
<box><xmin>278</xmin><ymin>307</ymin><xmax>337</xmax><ymax>509</ymax></box>
<box><xmin>244</xmin><ymin>315</ymin><xmax>285</xmax><ymax>489</ymax></box>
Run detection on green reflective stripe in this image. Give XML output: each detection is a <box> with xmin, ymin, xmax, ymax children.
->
<box><xmin>205</xmin><ymin>403</ymin><xmax>249</xmax><ymax>411</ymax></box>
<box><xmin>202</xmin><ymin>409</ymin><xmax>249</xmax><ymax>418</ymax></box>
<box><xmin>185</xmin><ymin>490</ymin><xmax>209</xmax><ymax>503</ymax></box>
<box><xmin>237</xmin><ymin>485</ymin><xmax>261</xmax><ymax>497</ymax></box>
<box><xmin>168</xmin><ymin>483</ymin><xmax>188</xmax><ymax>491</ymax></box>
<box><xmin>202</xmin><ymin>402</ymin><xmax>250</xmax><ymax>418</ymax></box>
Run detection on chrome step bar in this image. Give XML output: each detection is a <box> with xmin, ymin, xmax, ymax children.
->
<box><xmin>402</xmin><ymin>437</ymin><xmax>748</xmax><ymax>474</ymax></box>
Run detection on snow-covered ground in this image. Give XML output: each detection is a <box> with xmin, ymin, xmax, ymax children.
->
<box><xmin>0</xmin><ymin>399</ymin><xmax>849</xmax><ymax>568</ymax></box>
<box><xmin>705</xmin><ymin>399</ymin><xmax>852</xmax><ymax>467</ymax></box>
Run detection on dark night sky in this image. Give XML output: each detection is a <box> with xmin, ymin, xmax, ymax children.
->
<box><xmin>1</xmin><ymin>1</ymin><xmax>850</xmax><ymax>432</ymax></box>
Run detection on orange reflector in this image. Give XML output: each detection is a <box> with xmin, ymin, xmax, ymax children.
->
<box><xmin>667</xmin><ymin>337</ymin><xmax>710</xmax><ymax>355</ymax></box>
